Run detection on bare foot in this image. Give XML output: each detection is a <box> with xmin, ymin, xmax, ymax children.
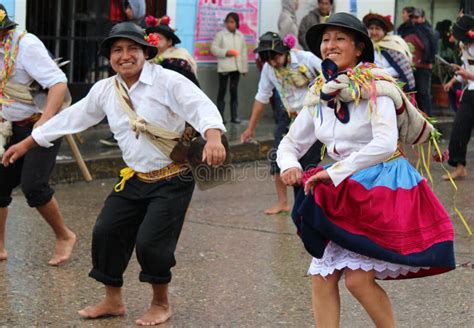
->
<box><xmin>0</xmin><ymin>248</ymin><xmax>7</xmax><ymax>261</ymax></box>
<box><xmin>442</xmin><ymin>166</ymin><xmax>467</xmax><ymax>181</ymax></box>
<box><xmin>135</xmin><ymin>303</ymin><xmax>172</xmax><ymax>326</ymax></box>
<box><xmin>78</xmin><ymin>299</ymin><xmax>127</xmax><ymax>319</ymax></box>
<box><xmin>48</xmin><ymin>231</ymin><xmax>77</xmax><ymax>266</ymax></box>
<box><xmin>264</xmin><ymin>203</ymin><xmax>290</xmax><ymax>215</ymax></box>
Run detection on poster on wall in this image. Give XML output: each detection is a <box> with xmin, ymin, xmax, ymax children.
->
<box><xmin>194</xmin><ymin>0</ymin><xmax>259</xmax><ymax>62</ymax></box>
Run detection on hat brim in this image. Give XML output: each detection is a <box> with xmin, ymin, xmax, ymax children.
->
<box><xmin>0</xmin><ymin>20</ymin><xmax>17</xmax><ymax>30</ymax></box>
<box><xmin>145</xmin><ymin>26</ymin><xmax>181</xmax><ymax>45</ymax></box>
<box><xmin>452</xmin><ymin>15</ymin><xmax>474</xmax><ymax>43</ymax></box>
<box><xmin>253</xmin><ymin>45</ymin><xmax>287</xmax><ymax>54</ymax></box>
<box><xmin>100</xmin><ymin>34</ymin><xmax>158</xmax><ymax>59</ymax></box>
<box><xmin>306</xmin><ymin>22</ymin><xmax>374</xmax><ymax>63</ymax></box>
<box><xmin>363</xmin><ymin>13</ymin><xmax>394</xmax><ymax>32</ymax></box>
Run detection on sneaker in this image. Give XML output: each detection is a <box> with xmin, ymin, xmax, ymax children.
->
<box><xmin>99</xmin><ymin>135</ymin><xmax>118</xmax><ymax>147</ymax></box>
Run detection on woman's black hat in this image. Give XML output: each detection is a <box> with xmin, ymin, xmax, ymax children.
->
<box><xmin>0</xmin><ymin>4</ymin><xmax>18</xmax><ymax>30</ymax></box>
<box><xmin>305</xmin><ymin>12</ymin><xmax>374</xmax><ymax>63</ymax></box>
<box><xmin>145</xmin><ymin>24</ymin><xmax>181</xmax><ymax>45</ymax></box>
<box><xmin>253</xmin><ymin>31</ymin><xmax>289</xmax><ymax>54</ymax></box>
<box><xmin>100</xmin><ymin>22</ymin><xmax>158</xmax><ymax>59</ymax></box>
<box><xmin>452</xmin><ymin>14</ymin><xmax>474</xmax><ymax>43</ymax></box>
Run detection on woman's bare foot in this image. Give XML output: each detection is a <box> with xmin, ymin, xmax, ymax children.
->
<box><xmin>135</xmin><ymin>303</ymin><xmax>172</xmax><ymax>326</ymax></box>
<box><xmin>264</xmin><ymin>202</ymin><xmax>290</xmax><ymax>215</ymax></box>
<box><xmin>442</xmin><ymin>166</ymin><xmax>467</xmax><ymax>181</ymax></box>
<box><xmin>48</xmin><ymin>231</ymin><xmax>77</xmax><ymax>266</ymax></box>
<box><xmin>0</xmin><ymin>248</ymin><xmax>7</xmax><ymax>261</ymax></box>
<box><xmin>78</xmin><ymin>299</ymin><xmax>127</xmax><ymax>319</ymax></box>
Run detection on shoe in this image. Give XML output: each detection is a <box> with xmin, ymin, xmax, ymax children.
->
<box><xmin>99</xmin><ymin>135</ymin><xmax>118</xmax><ymax>147</ymax></box>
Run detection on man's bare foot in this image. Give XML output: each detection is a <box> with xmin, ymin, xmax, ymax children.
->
<box><xmin>0</xmin><ymin>248</ymin><xmax>7</xmax><ymax>261</ymax></box>
<box><xmin>264</xmin><ymin>203</ymin><xmax>290</xmax><ymax>215</ymax></box>
<box><xmin>136</xmin><ymin>303</ymin><xmax>172</xmax><ymax>326</ymax></box>
<box><xmin>78</xmin><ymin>299</ymin><xmax>127</xmax><ymax>319</ymax></box>
<box><xmin>442</xmin><ymin>166</ymin><xmax>467</xmax><ymax>181</ymax></box>
<box><xmin>48</xmin><ymin>231</ymin><xmax>77</xmax><ymax>266</ymax></box>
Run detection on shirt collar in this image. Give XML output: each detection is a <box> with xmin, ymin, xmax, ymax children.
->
<box><xmin>116</xmin><ymin>61</ymin><xmax>154</xmax><ymax>89</ymax></box>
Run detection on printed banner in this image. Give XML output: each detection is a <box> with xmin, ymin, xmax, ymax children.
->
<box><xmin>194</xmin><ymin>0</ymin><xmax>259</xmax><ymax>62</ymax></box>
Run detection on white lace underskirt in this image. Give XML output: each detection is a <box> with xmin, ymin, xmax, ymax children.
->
<box><xmin>308</xmin><ymin>242</ymin><xmax>430</xmax><ymax>279</ymax></box>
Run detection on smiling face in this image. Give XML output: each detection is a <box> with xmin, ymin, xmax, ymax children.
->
<box><xmin>320</xmin><ymin>27</ymin><xmax>363</xmax><ymax>70</ymax></box>
<box><xmin>110</xmin><ymin>38</ymin><xmax>147</xmax><ymax>86</ymax></box>
<box><xmin>368</xmin><ymin>24</ymin><xmax>386</xmax><ymax>42</ymax></box>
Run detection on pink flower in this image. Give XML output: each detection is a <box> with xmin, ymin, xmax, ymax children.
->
<box><xmin>145</xmin><ymin>15</ymin><xmax>159</xmax><ymax>27</ymax></box>
<box><xmin>145</xmin><ymin>33</ymin><xmax>160</xmax><ymax>47</ymax></box>
<box><xmin>433</xmin><ymin>149</ymin><xmax>449</xmax><ymax>163</ymax></box>
<box><xmin>160</xmin><ymin>16</ymin><xmax>171</xmax><ymax>26</ymax></box>
<box><xmin>467</xmin><ymin>30</ymin><xmax>474</xmax><ymax>38</ymax></box>
<box><xmin>283</xmin><ymin>34</ymin><xmax>297</xmax><ymax>49</ymax></box>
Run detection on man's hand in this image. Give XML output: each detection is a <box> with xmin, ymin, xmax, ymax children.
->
<box><xmin>280</xmin><ymin>167</ymin><xmax>303</xmax><ymax>186</ymax></box>
<box><xmin>2</xmin><ymin>136</ymin><xmax>37</xmax><ymax>167</ymax></box>
<box><xmin>202</xmin><ymin>129</ymin><xmax>226</xmax><ymax>166</ymax></box>
<box><xmin>443</xmin><ymin>78</ymin><xmax>455</xmax><ymax>92</ymax></box>
<box><xmin>240</xmin><ymin>128</ymin><xmax>254</xmax><ymax>143</ymax></box>
<box><xmin>304</xmin><ymin>170</ymin><xmax>332</xmax><ymax>194</ymax></box>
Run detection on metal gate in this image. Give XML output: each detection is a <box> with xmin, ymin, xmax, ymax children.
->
<box><xmin>26</xmin><ymin>0</ymin><xmax>166</xmax><ymax>101</ymax></box>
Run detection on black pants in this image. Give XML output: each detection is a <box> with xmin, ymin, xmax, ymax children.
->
<box><xmin>89</xmin><ymin>173</ymin><xmax>195</xmax><ymax>287</ymax></box>
<box><xmin>217</xmin><ymin>71</ymin><xmax>240</xmax><ymax>121</ymax></box>
<box><xmin>414</xmin><ymin>68</ymin><xmax>433</xmax><ymax>116</ymax></box>
<box><xmin>0</xmin><ymin>123</ymin><xmax>61</xmax><ymax>208</ymax></box>
<box><xmin>448</xmin><ymin>90</ymin><xmax>474</xmax><ymax>168</ymax></box>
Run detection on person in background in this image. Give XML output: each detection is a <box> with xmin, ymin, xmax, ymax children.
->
<box><xmin>241</xmin><ymin>32</ymin><xmax>322</xmax><ymax>215</ymax></box>
<box><xmin>298</xmin><ymin>0</ymin><xmax>333</xmax><ymax>51</ymax></box>
<box><xmin>397</xmin><ymin>6</ymin><xmax>415</xmax><ymax>37</ymax></box>
<box><xmin>211</xmin><ymin>12</ymin><xmax>248</xmax><ymax>124</ymax></box>
<box><xmin>145</xmin><ymin>15</ymin><xmax>198</xmax><ymax>85</ymax></box>
<box><xmin>123</xmin><ymin>0</ymin><xmax>146</xmax><ymax>27</ymax></box>
<box><xmin>0</xmin><ymin>4</ymin><xmax>76</xmax><ymax>265</ymax></box>
<box><xmin>279</xmin><ymin>0</ymin><xmax>299</xmax><ymax>42</ymax></box>
<box><xmin>403</xmin><ymin>8</ymin><xmax>438</xmax><ymax>116</ymax></box>
<box><xmin>442</xmin><ymin>14</ymin><xmax>474</xmax><ymax>180</ymax></box>
<box><xmin>363</xmin><ymin>13</ymin><xmax>415</xmax><ymax>91</ymax></box>
<box><xmin>436</xmin><ymin>19</ymin><xmax>463</xmax><ymax>112</ymax></box>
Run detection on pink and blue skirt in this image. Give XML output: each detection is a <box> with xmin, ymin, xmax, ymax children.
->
<box><xmin>293</xmin><ymin>157</ymin><xmax>455</xmax><ymax>279</ymax></box>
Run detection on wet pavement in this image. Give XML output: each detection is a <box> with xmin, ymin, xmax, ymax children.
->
<box><xmin>1</xmin><ymin>144</ymin><xmax>473</xmax><ymax>327</ymax></box>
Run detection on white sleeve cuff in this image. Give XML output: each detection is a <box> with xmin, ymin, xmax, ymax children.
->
<box><xmin>31</xmin><ymin>127</ymin><xmax>54</xmax><ymax>148</ymax></box>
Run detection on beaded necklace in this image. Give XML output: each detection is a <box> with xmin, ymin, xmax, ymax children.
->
<box><xmin>0</xmin><ymin>29</ymin><xmax>27</xmax><ymax>104</ymax></box>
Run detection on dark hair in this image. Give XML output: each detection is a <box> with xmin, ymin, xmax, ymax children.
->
<box><xmin>403</xmin><ymin>6</ymin><xmax>415</xmax><ymax>14</ymax></box>
<box><xmin>366</xmin><ymin>19</ymin><xmax>388</xmax><ymax>33</ymax></box>
<box><xmin>318</xmin><ymin>0</ymin><xmax>334</xmax><ymax>4</ymax></box>
<box><xmin>258</xmin><ymin>51</ymin><xmax>279</xmax><ymax>63</ymax></box>
<box><xmin>225</xmin><ymin>12</ymin><xmax>240</xmax><ymax>29</ymax></box>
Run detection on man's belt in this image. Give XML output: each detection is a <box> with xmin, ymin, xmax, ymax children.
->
<box><xmin>114</xmin><ymin>163</ymin><xmax>189</xmax><ymax>192</ymax></box>
<box><xmin>12</xmin><ymin>113</ymin><xmax>41</xmax><ymax>127</ymax></box>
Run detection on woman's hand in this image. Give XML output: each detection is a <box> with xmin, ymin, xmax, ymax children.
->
<box><xmin>453</xmin><ymin>64</ymin><xmax>474</xmax><ymax>81</ymax></box>
<box><xmin>304</xmin><ymin>170</ymin><xmax>332</xmax><ymax>194</ymax></box>
<box><xmin>443</xmin><ymin>78</ymin><xmax>455</xmax><ymax>92</ymax></box>
<box><xmin>280</xmin><ymin>167</ymin><xmax>303</xmax><ymax>186</ymax></box>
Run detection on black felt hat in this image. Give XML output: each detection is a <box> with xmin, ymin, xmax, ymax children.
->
<box><xmin>305</xmin><ymin>12</ymin><xmax>374</xmax><ymax>63</ymax></box>
<box><xmin>100</xmin><ymin>22</ymin><xmax>158</xmax><ymax>59</ymax></box>
<box><xmin>145</xmin><ymin>25</ymin><xmax>181</xmax><ymax>45</ymax></box>
<box><xmin>0</xmin><ymin>4</ymin><xmax>18</xmax><ymax>30</ymax></box>
<box><xmin>452</xmin><ymin>14</ymin><xmax>474</xmax><ymax>43</ymax></box>
<box><xmin>253</xmin><ymin>31</ymin><xmax>289</xmax><ymax>54</ymax></box>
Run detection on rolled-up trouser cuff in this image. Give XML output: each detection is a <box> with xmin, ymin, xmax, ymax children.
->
<box><xmin>0</xmin><ymin>196</ymin><xmax>13</xmax><ymax>208</ymax></box>
<box><xmin>89</xmin><ymin>268</ymin><xmax>124</xmax><ymax>287</ymax></box>
<box><xmin>139</xmin><ymin>271</ymin><xmax>172</xmax><ymax>285</ymax></box>
<box><xmin>26</xmin><ymin>189</ymin><xmax>54</xmax><ymax>208</ymax></box>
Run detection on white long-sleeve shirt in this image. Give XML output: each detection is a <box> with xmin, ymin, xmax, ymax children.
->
<box><xmin>277</xmin><ymin>96</ymin><xmax>398</xmax><ymax>186</ymax></box>
<box><xmin>374</xmin><ymin>51</ymin><xmax>399</xmax><ymax>78</ymax></box>
<box><xmin>1</xmin><ymin>31</ymin><xmax>68</xmax><ymax>121</ymax></box>
<box><xmin>33</xmin><ymin>61</ymin><xmax>226</xmax><ymax>173</ymax></box>
<box><xmin>255</xmin><ymin>49</ymin><xmax>322</xmax><ymax>112</ymax></box>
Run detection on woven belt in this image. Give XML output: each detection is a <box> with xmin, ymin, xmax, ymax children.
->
<box><xmin>385</xmin><ymin>148</ymin><xmax>403</xmax><ymax>162</ymax></box>
<box><xmin>13</xmin><ymin>113</ymin><xmax>41</xmax><ymax>127</ymax></box>
<box><xmin>136</xmin><ymin>163</ymin><xmax>188</xmax><ymax>183</ymax></box>
<box><xmin>114</xmin><ymin>163</ymin><xmax>189</xmax><ymax>192</ymax></box>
